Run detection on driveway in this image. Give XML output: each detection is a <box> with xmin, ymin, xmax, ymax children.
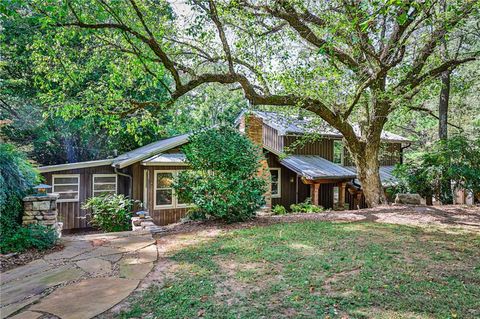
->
<box><xmin>1</xmin><ymin>231</ymin><xmax>157</xmax><ymax>319</ymax></box>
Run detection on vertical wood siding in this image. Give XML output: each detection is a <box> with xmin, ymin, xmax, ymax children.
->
<box><xmin>283</xmin><ymin>136</ymin><xmax>334</xmax><ymax>160</ymax></box>
<box><xmin>43</xmin><ymin>165</ymin><xmax>124</xmax><ymax>230</ymax></box>
<box><xmin>344</xmin><ymin>143</ymin><xmax>402</xmax><ymax>166</ymax></box>
<box><xmin>266</xmin><ymin>152</ymin><xmax>333</xmax><ymax>209</ymax></box>
<box><xmin>263</xmin><ymin>124</ymin><xmax>284</xmax><ymax>153</ymax></box>
<box><xmin>142</xmin><ymin>165</ymin><xmax>189</xmax><ymax>226</ymax></box>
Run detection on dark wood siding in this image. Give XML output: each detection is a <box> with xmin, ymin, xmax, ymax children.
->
<box><xmin>344</xmin><ymin>142</ymin><xmax>402</xmax><ymax>167</ymax></box>
<box><xmin>263</xmin><ymin>124</ymin><xmax>283</xmax><ymax>154</ymax></box>
<box><xmin>142</xmin><ymin>165</ymin><xmax>189</xmax><ymax>226</ymax></box>
<box><xmin>43</xmin><ymin>165</ymin><xmax>127</xmax><ymax>230</ymax></box>
<box><xmin>266</xmin><ymin>152</ymin><xmax>333</xmax><ymax>209</ymax></box>
<box><xmin>283</xmin><ymin>136</ymin><xmax>334</xmax><ymax>160</ymax></box>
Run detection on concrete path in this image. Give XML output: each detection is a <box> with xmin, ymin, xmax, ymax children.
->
<box><xmin>1</xmin><ymin>231</ymin><xmax>158</xmax><ymax>319</ymax></box>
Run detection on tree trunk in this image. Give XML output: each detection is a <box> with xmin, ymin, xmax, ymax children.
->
<box><xmin>438</xmin><ymin>70</ymin><xmax>453</xmax><ymax>204</ymax></box>
<box><xmin>350</xmin><ymin>142</ymin><xmax>388</xmax><ymax>207</ymax></box>
<box><xmin>438</xmin><ymin>70</ymin><xmax>450</xmax><ymax>140</ymax></box>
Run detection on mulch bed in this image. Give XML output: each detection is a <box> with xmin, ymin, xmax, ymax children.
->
<box><xmin>0</xmin><ymin>244</ymin><xmax>64</xmax><ymax>272</ymax></box>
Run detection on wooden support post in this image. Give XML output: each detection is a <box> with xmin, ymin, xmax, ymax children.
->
<box><xmin>338</xmin><ymin>182</ymin><xmax>346</xmax><ymax>210</ymax></box>
<box><xmin>355</xmin><ymin>193</ymin><xmax>362</xmax><ymax>210</ymax></box>
<box><xmin>311</xmin><ymin>183</ymin><xmax>320</xmax><ymax>206</ymax></box>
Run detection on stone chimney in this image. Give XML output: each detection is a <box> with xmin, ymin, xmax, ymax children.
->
<box><xmin>242</xmin><ymin>113</ymin><xmax>272</xmax><ymax>209</ymax></box>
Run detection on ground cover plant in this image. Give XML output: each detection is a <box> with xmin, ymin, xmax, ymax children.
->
<box><xmin>121</xmin><ymin>221</ymin><xmax>480</xmax><ymax>319</ymax></box>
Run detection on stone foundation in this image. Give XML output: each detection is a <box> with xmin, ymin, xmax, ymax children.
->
<box><xmin>23</xmin><ymin>194</ymin><xmax>63</xmax><ymax>236</ymax></box>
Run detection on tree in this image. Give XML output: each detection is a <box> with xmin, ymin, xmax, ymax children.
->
<box><xmin>174</xmin><ymin>127</ymin><xmax>267</xmax><ymax>222</ymax></box>
<box><xmin>0</xmin><ymin>144</ymin><xmax>39</xmax><ymax>240</ymax></box>
<box><xmin>394</xmin><ymin>135</ymin><xmax>480</xmax><ymax>204</ymax></box>
<box><xmin>17</xmin><ymin>0</ymin><xmax>480</xmax><ymax>206</ymax></box>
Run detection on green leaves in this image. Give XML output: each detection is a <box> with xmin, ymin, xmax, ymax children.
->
<box><xmin>174</xmin><ymin>126</ymin><xmax>267</xmax><ymax>223</ymax></box>
<box><xmin>393</xmin><ymin>135</ymin><xmax>480</xmax><ymax>202</ymax></box>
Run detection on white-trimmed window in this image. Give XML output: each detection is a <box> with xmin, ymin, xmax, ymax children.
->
<box><xmin>92</xmin><ymin>174</ymin><xmax>117</xmax><ymax>197</ymax></box>
<box><xmin>52</xmin><ymin>174</ymin><xmax>80</xmax><ymax>202</ymax></box>
<box><xmin>270</xmin><ymin>168</ymin><xmax>281</xmax><ymax>198</ymax></box>
<box><xmin>154</xmin><ymin>170</ymin><xmax>188</xmax><ymax>209</ymax></box>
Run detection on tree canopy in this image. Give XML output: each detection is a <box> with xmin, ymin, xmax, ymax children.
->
<box><xmin>2</xmin><ymin>0</ymin><xmax>479</xmax><ymax>206</ymax></box>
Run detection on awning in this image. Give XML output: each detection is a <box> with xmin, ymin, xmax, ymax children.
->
<box><xmin>280</xmin><ymin>155</ymin><xmax>357</xmax><ymax>180</ymax></box>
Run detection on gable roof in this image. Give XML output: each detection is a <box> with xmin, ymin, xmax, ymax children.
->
<box><xmin>238</xmin><ymin>110</ymin><xmax>410</xmax><ymax>143</ymax></box>
<box><xmin>37</xmin><ymin>159</ymin><xmax>114</xmax><ymax>173</ymax></box>
<box><xmin>112</xmin><ymin>133</ymin><xmax>191</xmax><ymax>168</ymax></box>
<box><xmin>281</xmin><ymin>155</ymin><xmax>357</xmax><ymax>180</ymax></box>
<box><xmin>38</xmin><ymin>133</ymin><xmax>190</xmax><ymax>172</ymax></box>
<box><xmin>142</xmin><ymin>153</ymin><xmax>188</xmax><ymax>165</ymax></box>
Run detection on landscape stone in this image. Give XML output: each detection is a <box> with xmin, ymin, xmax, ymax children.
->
<box><xmin>100</xmin><ymin>253</ymin><xmax>123</xmax><ymax>263</ymax></box>
<box><xmin>137</xmin><ymin>245</ymin><xmax>158</xmax><ymax>263</ymax></box>
<box><xmin>0</xmin><ymin>265</ymin><xmax>83</xmax><ymax>306</ymax></box>
<box><xmin>9</xmin><ymin>311</ymin><xmax>42</xmax><ymax>319</ymax></box>
<box><xmin>30</xmin><ymin>278</ymin><xmax>139</xmax><ymax>319</ymax></box>
<box><xmin>32</xmin><ymin>201</ymin><xmax>51</xmax><ymax>211</ymax></box>
<box><xmin>1</xmin><ymin>259</ymin><xmax>51</xmax><ymax>284</ymax></box>
<box><xmin>0</xmin><ymin>295</ymin><xmax>41</xmax><ymax>319</ymax></box>
<box><xmin>72</xmin><ymin>246</ymin><xmax>124</xmax><ymax>261</ymax></box>
<box><xmin>107</xmin><ymin>236</ymin><xmax>156</xmax><ymax>252</ymax></box>
<box><xmin>119</xmin><ymin>262</ymin><xmax>154</xmax><ymax>280</ymax></box>
<box><xmin>395</xmin><ymin>193</ymin><xmax>422</xmax><ymax>205</ymax></box>
<box><xmin>75</xmin><ymin>258</ymin><xmax>112</xmax><ymax>275</ymax></box>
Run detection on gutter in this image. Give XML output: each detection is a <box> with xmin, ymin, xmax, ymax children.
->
<box><xmin>114</xmin><ymin>166</ymin><xmax>132</xmax><ymax>198</ymax></box>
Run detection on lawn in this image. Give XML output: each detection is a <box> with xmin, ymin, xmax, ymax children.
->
<box><xmin>121</xmin><ymin>222</ymin><xmax>480</xmax><ymax>319</ymax></box>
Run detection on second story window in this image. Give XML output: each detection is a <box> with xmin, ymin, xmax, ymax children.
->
<box><xmin>333</xmin><ymin>140</ymin><xmax>344</xmax><ymax>165</ymax></box>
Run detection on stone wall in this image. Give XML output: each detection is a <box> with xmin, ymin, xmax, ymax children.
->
<box><xmin>23</xmin><ymin>194</ymin><xmax>60</xmax><ymax>228</ymax></box>
<box><xmin>245</xmin><ymin>114</ymin><xmax>272</xmax><ymax>209</ymax></box>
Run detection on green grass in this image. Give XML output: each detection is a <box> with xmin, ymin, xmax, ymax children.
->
<box><xmin>121</xmin><ymin>222</ymin><xmax>480</xmax><ymax>319</ymax></box>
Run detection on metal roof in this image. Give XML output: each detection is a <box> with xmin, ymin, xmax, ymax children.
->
<box><xmin>280</xmin><ymin>155</ymin><xmax>357</xmax><ymax>180</ymax></box>
<box><xmin>37</xmin><ymin>159</ymin><xmax>114</xmax><ymax>173</ymax></box>
<box><xmin>346</xmin><ymin>166</ymin><xmax>398</xmax><ymax>187</ymax></box>
<box><xmin>142</xmin><ymin>153</ymin><xmax>188</xmax><ymax>165</ymax></box>
<box><xmin>238</xmin><ymin>110</ymin><xmax>410</xmax><ymax>143</ymax></box>
<box><xmin>112</xmin><ymin>133</ymin><xmax>190</xmax><ymax>168</ymax></box>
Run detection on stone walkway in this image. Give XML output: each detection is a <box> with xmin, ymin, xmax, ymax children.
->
<box><xmin>1</xmin><ymin>231</ymin><xmax>157</xmax><ymax>319</ymax></box>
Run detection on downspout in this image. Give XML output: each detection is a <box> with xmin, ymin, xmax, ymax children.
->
<box><xmin>400</xmin><ymin>142</ymin><xmax>412</xmax><ymax>165</ymax></box>
<box><xmin>114</xmin><ymin>166</ymin><xmax>132</xmax><ymax>198</ymax></box>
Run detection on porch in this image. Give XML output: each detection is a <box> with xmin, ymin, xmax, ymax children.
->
<box><xmin>280</xmin><ymin>155</ymin><xmax>357</xmax><ymax>209</ymax></box>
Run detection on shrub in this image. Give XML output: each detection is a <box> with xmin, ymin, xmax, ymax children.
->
<box><xmin>290</xmin><ymin>198</ymin><xmax>324</xmax><ymax>213</ymax></box>
<box><xmin>174</xmin><ymin>126</ymin><xmax>267</xmax><ymax>223</ymax></box>
<box><xmin>0</xmin><ymin>224</ymin><xmax>58</xmax><ymax>253</ymax></box>
<box><xmin>82</xmin><ymin>194</ymin><xmax>139</xmax><ymax>232</ymax></box>
<box><xmin>0</xmin><ymin>143</ymin><xmax>40</xmax><ymax>252</ymax></box>
<box><xmin>393</xmin><ymin>135</ymin><xmax>480</xmax><ymax>203</ymax></box>
<box><xmin>272</xmin><ymin>204</ymin><xmax>287</xmax><ymax>215</ymax></box>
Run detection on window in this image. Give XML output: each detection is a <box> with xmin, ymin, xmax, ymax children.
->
<box><xmin>52</xmin><ymin>174</ymin><xmax>80</xmax><ymax>202</ymax></box>
<box><xmin>92</xmin><ymin>174</ymin><xmax>117</xmax><ymax>197</ymax></box>
<box><xmin>333</xmin><ymin>140</ymin><xmax>344</xmax><ymax>165</ymax></box>
<box><xmin>153</xmin><ymin>170</ymin><xmax>188</xmax><ymax>209</ymax></box>
<box><xmin>270</xmin><ymin>168</ymin><xmax>281</xmax><ymax>198</ymax></box>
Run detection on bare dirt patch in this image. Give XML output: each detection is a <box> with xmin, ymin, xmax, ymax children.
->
<box><xmin>153</xmin><ymin>205</ymin><xmax>480</xmax><ymax>240</ymax></box>
<box><xmin>0</xmin><ymin>244</ymin><xmax>64</xmax><ymax>272</ymax></box>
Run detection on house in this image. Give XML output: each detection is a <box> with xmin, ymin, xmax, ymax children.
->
<box><xmin>38</xmin><ymin>110</ymin><xmax>410</xmax><ymax>230</ymax></box>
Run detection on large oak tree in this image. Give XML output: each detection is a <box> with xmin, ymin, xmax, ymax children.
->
<box><xmin>24</xmin><ymin>0</ymin><xmax>479</xmax><ymax>206</ymax></box>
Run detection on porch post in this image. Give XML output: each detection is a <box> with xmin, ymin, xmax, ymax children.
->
<box><xmin>355</xmin><ymin>193</ymin><xmax>362</xmax><ymax>210</ymax></box>
<box><xmin>338</xmin><ymin>182</ymin><xmax>346</xmax><ymax>210</ymax></box>
<box><xmin>311</xmin><ymin>183</ymin><xmax>320</xmax><ymax>206</ymax></box>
